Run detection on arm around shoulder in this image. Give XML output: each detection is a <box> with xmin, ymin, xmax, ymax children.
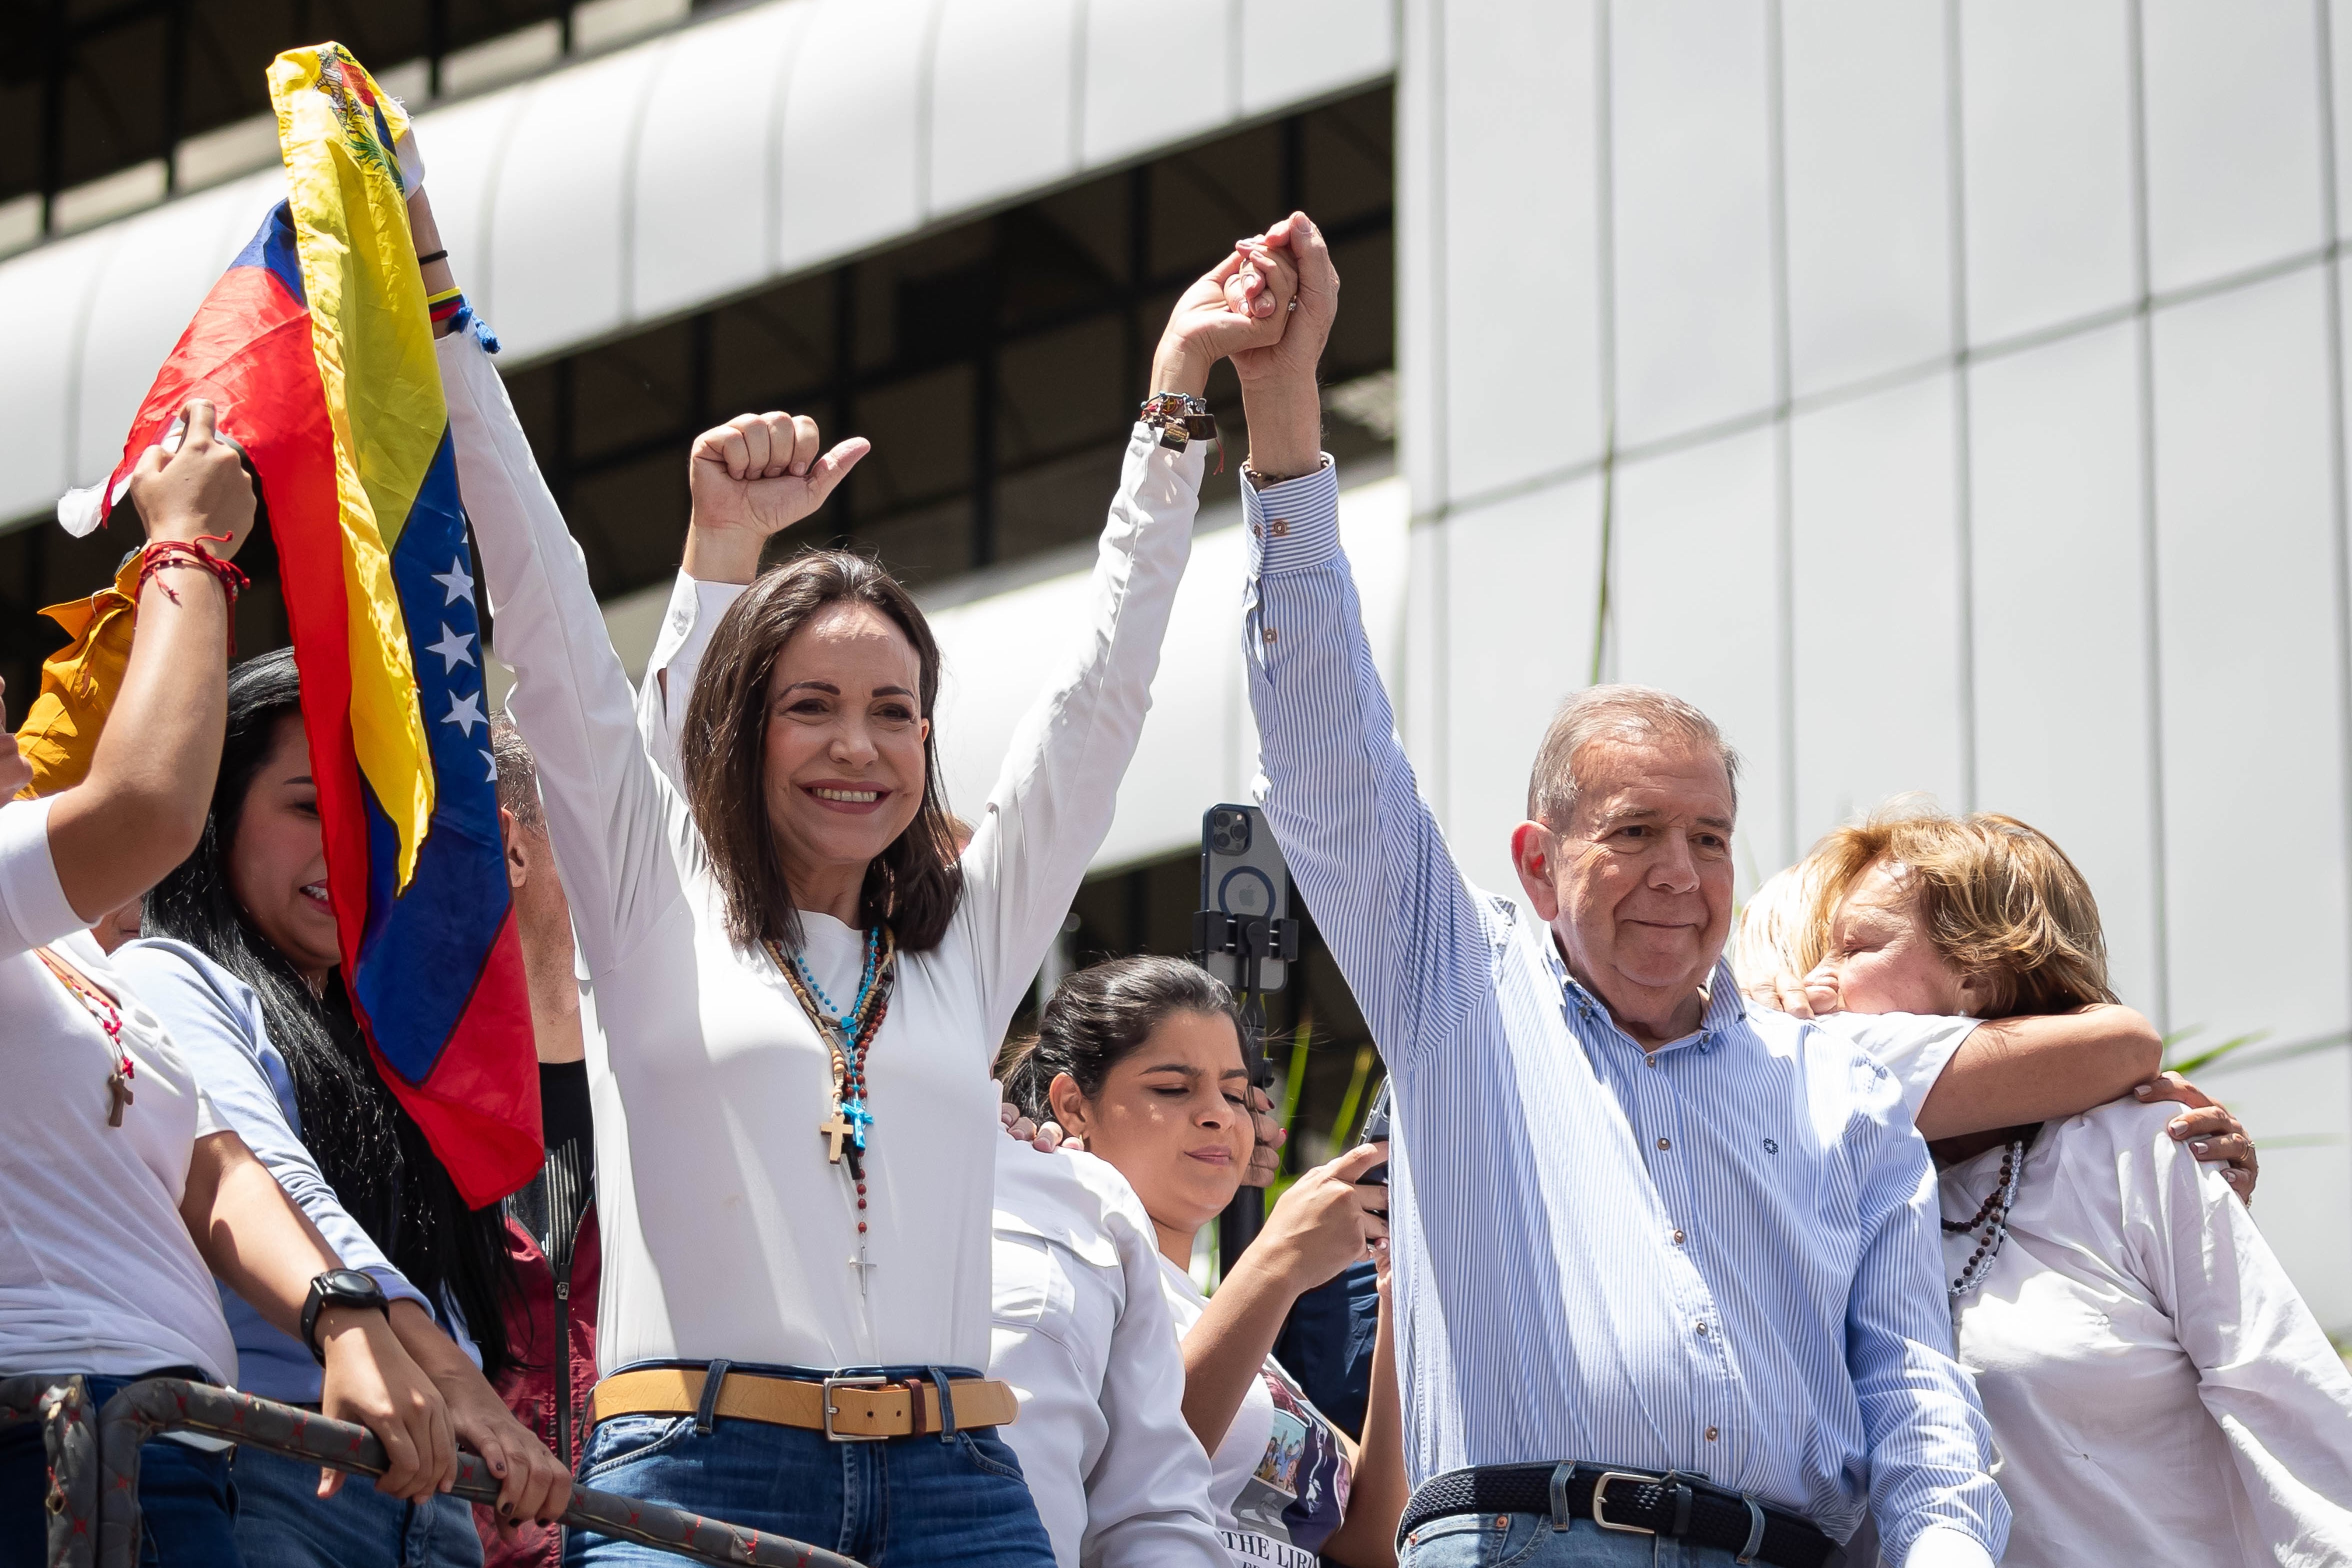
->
<box><xmin>1914</xmin><ymin>1003</ymin><xmax>2160</xmax><ymax>1141</ymax></box>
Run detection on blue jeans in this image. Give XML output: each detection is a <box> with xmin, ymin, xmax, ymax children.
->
<box><xmin>233</xmin><ymin>1442</ymin><xmax>482</xmax><ymax>1568</ymax></box>
<box><xmin>1400</xmin><ymin>1512</ymin><xmax>1756</xmax><ymax>1568</ymax></box>
<box><xmin>0</xmin><ymin>1372</ymin><xmax>238</xmax><ymax>1568</ymax></box>
<box><xmin>566</xmin><ymin>1364</ymin><xmax>1054</xmax><ymax>1568</ymax></box>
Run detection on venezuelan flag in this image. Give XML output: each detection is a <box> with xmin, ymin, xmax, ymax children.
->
<box><xmin>72</xmin><ymin>43</ymin><xmax>538</xmax><ymax>1207</ymax></box>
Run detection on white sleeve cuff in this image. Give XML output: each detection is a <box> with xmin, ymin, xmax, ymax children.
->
<box><xmin>646</xmin><ymin>573</ymin><xmax>748</xmax><ymax>686</ymax></box>
<box><xmin>0</xmin><ymin>796</ymin><xmax>88</xmax><ymax>953</ymax></box>
<box><xmin>1899</xmin><ymin>1524</ymin><xmax>1998</xmax><ymax>1568</ymax></box>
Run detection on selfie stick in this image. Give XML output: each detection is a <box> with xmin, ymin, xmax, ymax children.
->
<box><xmin>1192</xmin><ymin>907</ymin><xmax>1299</xmax><ymax>1262</ymax></box>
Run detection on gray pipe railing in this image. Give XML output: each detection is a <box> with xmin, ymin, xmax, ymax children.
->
<box><xmin>4</xmin><ymin>1375</ymin><xmax>862</xmax><ymax>1568</ymax></box>
<box><xmin>0</xmin><ymin>1373</ymin><xmax>96</xmax><ymax>1568</ymax></box>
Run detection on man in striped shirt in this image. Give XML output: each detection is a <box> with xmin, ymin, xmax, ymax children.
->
<box><xmin>1230</xmin><ymin>215</ymin><xmax>2009</xmax><ymax>1568</ymax></box>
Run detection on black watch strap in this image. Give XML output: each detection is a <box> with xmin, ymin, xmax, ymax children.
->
<box><xmin>302</xmin><ymin>1269</ymin><xmax>390</xmax><ymax>1365</ymax></box>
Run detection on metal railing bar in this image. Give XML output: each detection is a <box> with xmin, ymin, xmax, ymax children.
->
<box><xmin>84</xmin><ymin>1378</ymin><xmax>862</xmax><ymax>1568</ymax></box>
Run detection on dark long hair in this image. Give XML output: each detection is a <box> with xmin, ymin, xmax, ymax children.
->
<box><xmin>680</xmin><ymin>548</ymin><xmax>963</xmax><ymax>953</ymax></box>
<box><xmin>998</xmin><ymin>956</ymin><xmax>1242</xmax><ymax>1123</ymax></box>
<box><xmin>144</xmin><ymin>649</ymin><xmax>516</xmax><ymax>1374</ymax></box>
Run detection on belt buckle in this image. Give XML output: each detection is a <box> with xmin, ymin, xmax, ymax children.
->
<box><xmin>820</xmin><ymin>1376</ymin><xmax>892</xmax><ymax>1443</ymax></box>
<box><xmin>1590</xmin><ymin>1470</ymin><xmax>1660</xmax><ymax>1535</ymax></box>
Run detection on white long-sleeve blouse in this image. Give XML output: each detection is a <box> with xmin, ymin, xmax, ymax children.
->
<box><xmin>438</xmin><ymin>327</ymin><xmax>1203</xmax><ymax>1375</ymax></box>
<box><xmin>988</xmin><ymin>1142</ymin><xmax>1224</xmax><ymax>1568</ymax></box>
<box><xmin>1942</xmin><ymin>1098</ymin><xmax>2352</xmax><ymax>1567</ymax></box>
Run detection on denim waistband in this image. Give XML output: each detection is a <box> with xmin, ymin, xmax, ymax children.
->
<box><xmin>603</xmin><ymin>1359</ymin><xmax>987</xmax><ymax>1383</ymax></box>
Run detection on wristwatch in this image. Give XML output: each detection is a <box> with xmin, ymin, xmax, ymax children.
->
<box><xmin>302</xmin><ymin>1269</ymin><xmax>390</xmax><ymax>1365</ymax></box>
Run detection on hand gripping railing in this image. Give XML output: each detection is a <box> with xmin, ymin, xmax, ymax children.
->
<box><xmin>76</xmin><ymin>1378</ymin><xmax>864</xmax><ymax>1568</ymax></box>
<box><xmin>0</xmin><ymin>1373</ymin><xmax>98</xmax><ymax>1568</ymax></box>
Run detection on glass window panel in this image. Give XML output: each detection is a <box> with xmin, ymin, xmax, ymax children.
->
<box><xmin>1612</xmin><ymin>426</ymin><xmax>1788</xmax><ymax>882</ymax></box>
<box><xmin>1436</xmin><ymin>0</ymin><xmax>1602</xmax><ymax>500</ymax></box>
<box><xmin>1968</xmin><ymin>321</ymin><xmax>2159</xmax><ymax>1012</ymax></box>
<box><xmin>1789</xmin><ymin>372</ymin><xmax>1964</xmax><ymax>841</ymax></box>
<box><xmin>566</xmin><ymin>450</ymin><xmax>685</xmax><ymax>601</ymax></box>
<box><xmin>2142</xmin><ymin>0</ymin><xmax>2324</xmax><ymax>294</ymax></box>
<box><xmin>572</xmin><ymin>325</ymin><xmax>694</xmax><ymax>464</ymax></box>
<box><xmin>1610</xmin><ymin>0</ymin><xmax>1776</xmax><ymax>445</ymax></box>
<box><xmin>2152</xmin><ymin>267</ymin><xmax>2347</xmax><ymax>1052</ymax></box>
<box><xmin>1782</xmin><ymin>0</ymin><xmax>1950</xmax><ymax>397</ymax></box>
<box><xmin>1442</xmin><ymin>475</ymin><xmax>1603</xmax><ymax>897</ymax></box>
<box><xmin>710</xmin><ymin>275</ymin><xmax>835</xmax><ymax>414</ymax></box>
<box><xmin>1618</xmin><ymin>425</ymin><xmax>1778</xmax><ymax>884</ymax></box>
<box><xmin>1958</xmin><ymin>0</ymin><xmax>2135</xmax><ymax>344</ymax></box>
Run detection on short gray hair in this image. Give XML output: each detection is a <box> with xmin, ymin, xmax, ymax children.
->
<box><xmin>1526</xmin><ymin>684</ymin><xmax>1741</xmax><ymax>828</ymax></box>
<box><xmin>490</xmin><ymin>715</ymin><xmax>544</xmax><ymax>831</ymax></box>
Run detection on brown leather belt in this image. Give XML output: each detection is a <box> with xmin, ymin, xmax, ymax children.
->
<box><xmin>588</xmin><ymin>1366</ymin><xmax>1018</xmax><ymax>1441</ymax></box>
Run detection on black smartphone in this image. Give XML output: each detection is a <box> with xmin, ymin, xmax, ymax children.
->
<box><xmin>1359</xmin><ymin>1079</ymin><xmax>1390</xmax><ymax>1185</ymax></box>
<box><xmin>1200</xmin><ymin>803</ymin><xmax>1290</xmax><ymax>993</ymax></box>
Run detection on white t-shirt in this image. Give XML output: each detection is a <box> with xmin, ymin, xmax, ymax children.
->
<box><xmin>1157</xmin><ymin>1258</ymin><xmax>1355</xmax><ymax>1568</ymax></box>
<box><xmin>0</xmin><ymin>796</ymin><xmax>237</xmax><ymax>1383</ymax></box>
<box><xmin>1944</xmin><ymin>1099</ymin><xmax>2352</xmax><ymax>1567</ymax></box>
<box><xmin>1808</xmin><ymin>1010</ymin><xmax>1979</xmax><ymax>1126</ymax></box>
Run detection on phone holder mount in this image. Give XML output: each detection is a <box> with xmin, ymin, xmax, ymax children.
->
<box><xmin>1192</xmin><ymin>909</ymin><xmax>1300</xmax><ymax>1266</ymax></box>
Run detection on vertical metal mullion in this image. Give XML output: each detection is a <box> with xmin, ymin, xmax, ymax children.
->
<box><xmin>831</xmin><ymin>264</ymin><xmax>856</xmax><ymax>548</ymax></box>
<box><xmin>1944</xmin><ymin>0</ymin><xmax>1977</xmax><ymax>813</ymax></box>
<box><xmin>1279</xmin><ymin>113</ymin><xmax>1306</xmax><ymax>215</ymax></box>
<box><xmin>2125</xmin><ymin>0</ymin><xmax>2173</xmax><ymax>1034</ymax></box>
<box><xmin>1762</xmin><ymin>0</ymin><xmax>1798</xmax><ymax>867</ymax></box>
<box><xmin>1125</xmin><ymin>164</ymin><xmax>1150</xmax><ymax>396</ymax></box>
<box><xmin>2310</xmin><ymin>0</ymin><xmax>2352</xmax><ymax>1184</ymax></box>
<box><xmin>160</xmin><ymin>0</ymin><xmax>188</xmax><ymax>194</ymax></box>
<box><xmin>1589</xmin><ymin>0</ymin><xmax>1619</xmax><ymax>691</ymax></box>
<box><xmin>40</xmin><ymin>0</ymin><xmax>68</xmax><ymax>234</ymax></box>
<box><xmin>972</xmin><ymin>220</ymin><xmax>1002</xmax><ymax>568</ymax></box>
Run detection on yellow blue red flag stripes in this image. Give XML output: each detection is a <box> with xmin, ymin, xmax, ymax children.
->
<box><xmin>80</xmin><ymin>43</ymin><xmax>540</xmax><ymax>1205</ymax></box>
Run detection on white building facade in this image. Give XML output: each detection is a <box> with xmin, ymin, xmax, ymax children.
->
<box><xmin>2</xmin><ymin>0</ymin><xmax>2346</xmax><ymax>1330</ymax></box>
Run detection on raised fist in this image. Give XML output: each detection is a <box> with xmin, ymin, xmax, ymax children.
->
<box><xmin>687</xmin><ymin>410</ymin><xmax>870</xmax><ymax>541</ymax></box>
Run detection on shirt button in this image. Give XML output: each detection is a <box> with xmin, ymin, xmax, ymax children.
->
<box><xmin>1262</xmin><ymin>626</ymin><xmax>1278</xmax><ymax>643</ymax></box>
<box><xmin>1671</xmin><ymin>1229</ymin><xmax>1686</xmax><ymax>1245</ymax></box>
<box><xmin>1647</xmin><ymin>1056</ymin><xmax>1661</xmax><ymax>1069</ymax></box>
<box><xmin>1694</xmin><ymin>1321</ymin><xmax>1708</xmax><ymax>1337</ymax></box>
<box><xmin>1706</xmin><ymin>1426</ymin><xmax>1720</xmax><ymax>1442</ymax></box>
<box><xmin>1270</xmin><ymin>517</ymin><xmax>1290</xmax><ymax>537</ymax></box>
<box><xmin>1656</xmin><ymin>1137</ymin><xmax>1672</xmax><ymax>1151</ymax></box>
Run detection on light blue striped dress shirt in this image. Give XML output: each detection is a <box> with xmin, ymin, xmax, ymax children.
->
<box><xmin>1238</xmin><ymin>462</ymin><xmax>2008</xmax><ymax>1568</ymax></box>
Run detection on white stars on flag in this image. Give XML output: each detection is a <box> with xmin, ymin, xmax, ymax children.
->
<box><xmin>427</xmin><ymin>623</ymin><xmax>477</xmax><ymax>673</ymax></box>
<box><xmin>431</xmin><ymin>556</ymin><xmax>476</xmax><ymax>607</ymax></box>
<box><xmin>481</xmin><ymin>749</ymin><xmax>498</xmax><ymax>783</ymax></box>
<box><xmin>442</xmin><ymin>690</ymin><xmax>486</xmax><ymax>739</ymax></box>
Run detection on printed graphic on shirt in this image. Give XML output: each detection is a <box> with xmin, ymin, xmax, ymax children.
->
<box><xmin>1224</xmin><ymin>1369</ymin><xmax>1352</xmax><ymax>1568</ymax></box>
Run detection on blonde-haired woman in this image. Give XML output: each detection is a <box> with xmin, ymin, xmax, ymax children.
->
<box><xmin>1754</xmin><ymin>807</ymin><xmax>2352</xmax><ymax>1567</ymax></box>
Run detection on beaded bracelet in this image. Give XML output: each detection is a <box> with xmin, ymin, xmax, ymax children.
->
<box><xmin>138</xmin><ymin>534</ymin><xmax>252</xmax><ymax>654</ymax></box>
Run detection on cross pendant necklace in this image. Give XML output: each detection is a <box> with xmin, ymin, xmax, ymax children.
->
<box><xmin>849</xmin><ymin>1246</ymin><xmax>878</xmax><ymax>1298</ymax></box>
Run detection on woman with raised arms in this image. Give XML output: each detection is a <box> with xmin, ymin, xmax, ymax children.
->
<box><xmin>408</xmin><ymin>173</ymin><xmax>1296</xmax><ymax>1565</ymax></box>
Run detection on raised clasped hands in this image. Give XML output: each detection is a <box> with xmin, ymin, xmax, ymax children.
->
<box><xmin>1224</xmin><ymin>211</ymin><xmax>1340</xmax><ymax>391</ymax></box>
<box><xmin>682</xmin><ymin>410</ymin><xmax>872</xmax><ymax>585</ymax></box>
<box><xmin>1150</xmin><ymin>227</ymin><xmax>1302</xmax><ymax>400</ymax></box>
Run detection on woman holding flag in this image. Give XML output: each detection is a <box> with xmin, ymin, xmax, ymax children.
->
<box><xmin>123</xmin><ymin>646</ymin><xmax>576</xmax><ymax>1568</ymax></box>
<box><xmin>0</xmin><ymin>405</ymin><xmax>468</xmax><ymax>1567</ymax></box>
<box><xmin>416</xmin><ymin>169</ymin><xmax>1294</xmax><ymax>1562</ymax></box>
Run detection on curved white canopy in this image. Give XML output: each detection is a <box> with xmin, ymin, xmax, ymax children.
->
<box><xmin>0</xmin><ymin>0</ymin><xmax>1394</xmax><ymax>529</ymax></box>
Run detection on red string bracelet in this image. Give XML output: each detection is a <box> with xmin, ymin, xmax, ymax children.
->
<box><xmin>137</xmin><ymin>533</ymin><xmax>252</xmax><ymax>655</ymax></box>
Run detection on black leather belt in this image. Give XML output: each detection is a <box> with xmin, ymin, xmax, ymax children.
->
<box><xmin>1398</xmin><ymin>1463</ymin><xmax>1840</xmax><ymax>1568</ymax></box>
